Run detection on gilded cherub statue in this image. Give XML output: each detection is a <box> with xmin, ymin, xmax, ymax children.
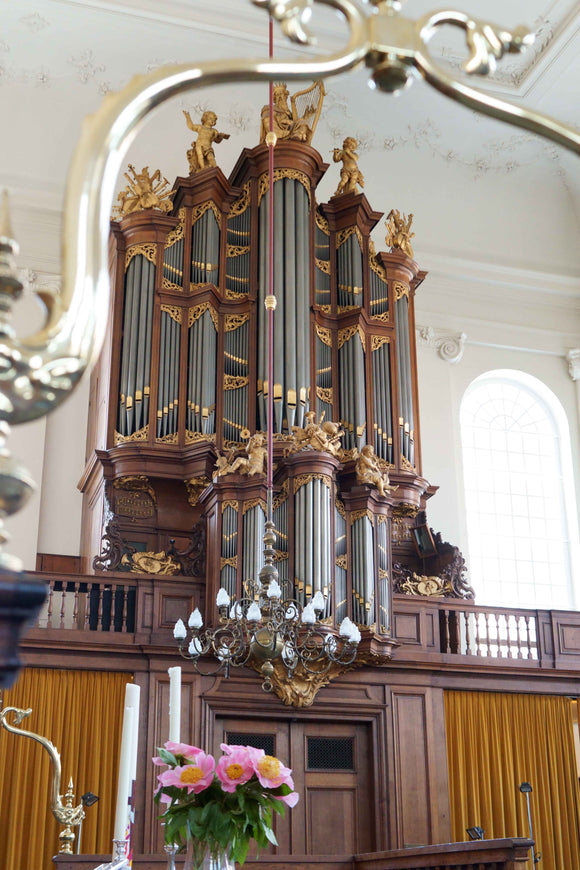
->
<box><xmin>288</xmin><ymin>411</ymin><xmax>344</xmax><ymax>457</ymax></box>
<box><xmin>385</xmin><ymin>209</ymin><xmax>415</xmax><ymax>259</ymax></box>
<box><xmin>114</xmin><ymin>165</ymin><xmax>175</xmax><ymax>217</ymax></box>
<box><xmin>333</xmin><ymin>137</ymin><xmax>364</xmax><ymax>196</ymax></box>
<box><xmin>260</xmin><ymin>81</ymin><xmax>325</xmax><ymax>145</ymax></box>
<box><xmin>183</xmin><ymin>110</ymin><xmax>230</xmax><ymax>174</ymax></box>
<box><xmin>355</xmin><ymin>445</ymin><xmax>397</xmax><ymax>498</ymax></box>
<box><xmin>214</xmin><ymin>432</ymin><xmax>267</xmax><ymax>477</ymax></box>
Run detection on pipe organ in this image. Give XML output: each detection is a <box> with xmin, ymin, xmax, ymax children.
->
<box><xmin>81</xmin><ymin>132</ymin><xmax>442</xmax><ymax>695</ymax></box>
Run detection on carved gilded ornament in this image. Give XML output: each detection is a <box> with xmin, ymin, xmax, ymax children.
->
<box><xmin>114</xmin><ymin>164</ymin><xmax>176</xmax><ymax>219</ymax></box>
<box><xmin>189</xmin><ymin>302</ymin><xmax>218</xmax><ymax>330</ymax></box>
<box><xmin>258</xmin><ymin>168</ymin><xmax>311</xmax><ymax>207</ymax></box>
<box><xmin>216</xmin><ymin>432</ymin><xmax>267</xmax><ymax>479</ymax></box>
<box><xmin>113</xmin><ymin>475</ymin><xmax>156</xmax><ymax>504</ymax></box>
<box><xmin>162</xmin><ymin>277</ymin><xmax>184</xmax><ymax>293</ymax></box>
<box><xmin>377</xmin><ymin>514</ymin><xmax>389</xmax><ymax>526</ymax></box>
<box><xmin>185</xmin><ymin>431</ymin><xmax>216</xmax><ymax>445</ymax></box>
<box><xmin>252</xmin><ymin>655</ymin><xmax>349</xmax><ymax>708</ymax></box>
<box><xmin>161</xmin><ymin>304</ymin><xmax>183</xmax><ymax>324</ymax></box>
<box><xmin>401</xmin><ymin>455</ymin><xmax>416</xmax><ymax>472</ymax></box>
<box><xmin>293</xmin><ymin>472</ymin><xmax>332</xmax><ymax>493</ymax></box>
<box><xmin>315</xmin><ymin>209</ymin><xmax>329</xmax><ymax>234</ymax></box>
<box><xmin>156</xmin><ymin>432</ymin><xmax>179</xmax><ymax>444</ymax></box>
<box><xmin>273</xmin><ymin>479</ymin><xmax>289</xmax><ymax>510</ymax></box>
<box><xmin>315</xmin><ymin>324</ymin><xmax>332</xmax><ymax>346</ymax></box>
<box><xmin>259</xmin><ymin>80</ymin><xmax>325</xmax><ymax>147</ymax></box>
<box><xmin>332</xmin><ymin>137</ymin><xmax>364</xmax><ymax>196</ymax></box>
<box><xmin>385</xmin><ymin>209</ymin><xmax>415</xmax><ymax>259</ymax></box>
<box><xmin>392</xmin><ymin>502</ymin><xmax>419</xmax><ymax>518</ymax></box>
<box><xmin>399</xmin><ymin>572</ymin><xmax>451</xmax><ymax>598</ymax></box>
<box><xmin>224</xmin><ymin>374</ymin><xmax>249</xmax><ymax>390</ymax></box>
<box><xmin>351</xmin><ymin>508</ymin><xmax>375</xmax><ymax>524</ymax></box>
<box><xmin>125</xmin><ymin>243</ymin><xmax>157</xmax><ymax>270</ymax></box>
<box><xmin>316</xmin><ymin>386</ymin><xmax>333</xmax><ymax>404</ymax></box>
<box><xmin>225</xmin><ymin>287</ymin><xmax>248</xmax><ymax>300</ymax></box>
<box><xmin>183</xmin><ymin>109</ymin><xmax>230</xmax><ymax>174</ymax></box>
<box><xmin>337</xmin><ymin>324</ymin><xmax>364</xmax><ymax>350</ymax></box>
<box><xmin>315</xmin><ymin>257</ymin><xmax>331</xmax><ymax>274</ymax></box>
<box><xmin>335</xmin><ymin>554</ymin><xmax>348</xmax><ymax>570</ymax></box>
<box><xmin>184</xmin><ymin>476</ymin><xmax>210</xmax><ymax>506</ymax></box>
<box><xmin>394</xmin><ymin>281</ymin><xmax>409</xmax><ymax>301</ymax></box>
<box><xmin>335</xmin><ymin>225</ymin><xmax>364</xmax><ymax>250</ymax></box>
<box><xmin>220</xmin><ymin>556</ymin><xmax>238</xmax><ymax>570</ymax></box>
<box><xmin>370</xmin><ymin>310</ymin><xmax>390</xmax><ymax>323</ymax></box>
<box><xmin>242</xmin><ymin>498</ymin><xmax>267</xmax><ymax>515</ymax></box>
<box><xmin>225</xmin><ymin>312</ymin><xmax>250</xmax><ymax>331</ymax></box>
<box><xmin>114</xmin><ymin>425</ymin><xmax>149</xmax><ymax>444</ymax></box>
<box><xmin>228</xmin><ymin>182</ymin><xmax>251</xmax><ymax>218</ymax></box>
<box><xmin>369</xmin><ymin>254</ymin><xmax>388</xmax><ymax>282</ymax></box>
<box><xmin>226</xmin><ymin>244</ymin><xmax>251</xmax><ymax>258</ymax></box>
<box><xmin>165</xmin><ymin>209</ymin><xmax>186</xmax><ymax>248</ymax></box>
<box><xmin>335</xmin><ymin>497</ymin><xmax>346</xmax><ymax>519</ymax></box>
<box><xmin>191</xmin><ymin>200</ymin><xmax>223</xmax><ymax>228</ymax></box>
<box><xmin>287</xmin><ymin>411</ymin><xmax>344</xmax><ymax>457</ymax></box>
<box><xmin>371</xmin><ymin>335</ymin><xmax>390</xmax><ymax>351</ymax></box>
<box><xmin>122</xmin><ymin>550</ymin><xmax>180</xmax><ymax>575</ymax></box>
<box><xmin>221</xmin><ymin>501</ymin><xmax>239</xmax><ymax>514</ymax></box>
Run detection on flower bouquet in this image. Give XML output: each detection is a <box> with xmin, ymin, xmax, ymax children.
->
<box><xmin>153</xmin><ymin>741</ymin><xmax>299</xmax><ymax>868</ymax></box>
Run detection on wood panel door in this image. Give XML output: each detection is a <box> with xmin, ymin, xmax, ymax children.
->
<box><xmin>215</xmin><ymin>717</ymin><xmax>374</xmax><ymax>856</ymax></box>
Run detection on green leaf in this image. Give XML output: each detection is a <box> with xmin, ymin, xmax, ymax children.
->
<box><xmin>157</xmin><ymin>748</ymin><xmax>178</xmax><ymax>766</ymax></box>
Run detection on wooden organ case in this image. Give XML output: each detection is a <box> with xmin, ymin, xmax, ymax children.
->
<box><xmin>80</xmin><ymin>135</ymin><xmax>471</xmax><ymax>854</ymax></box>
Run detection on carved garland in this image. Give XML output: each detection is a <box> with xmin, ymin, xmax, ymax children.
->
<box><xmin>160</xmin><ymin>304</ymin><xmax>182</xmax><ymax>324</ymax></box>
<box><xmin>126</xmin><ymin>243</ymin><xmax>157</xmax><ymax>269</ymax></box>
<box><xmin>394</xmin><ymin>281</ymin><xmax>410</xmax><ymax>301</ymax></box>
<box><xmin>189</xmin><ymin>302</ymin><xmax>218</xmax><ymax>330</ymax></box>
<box><xmin>258</xmin><ymin>169</ymin><xmax>312</xmax><ymax>207</ymax></box>
<box><xmin>293</xmin><ymin>473</ymin><xmax>332</xmax><ymax>493</ymax></box>
<box><xmin>228</xmin><ymin>181</ymin><xmax>251</xmax><ymax>218</ymax></box>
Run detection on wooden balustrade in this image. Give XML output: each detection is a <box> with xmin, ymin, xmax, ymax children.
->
<box><xmin>36</xmin><ymin>574</ymin><xmax>138</xmax><ymax>633</ymax></box>
<box><xmin>439</xmin><ymin>604</ymin><xmax>538</xmax><ymax>660</ymax></box>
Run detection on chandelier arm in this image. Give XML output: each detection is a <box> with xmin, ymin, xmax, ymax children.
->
<box><xmin>412</xmin><ymin>12</ymin><xmax>580</xmax><ymax>157</ymax></box>
<box><xmin>3</xmin><ymin>0</ymin><xmax>369</xmax><ymax>426</ymax></box>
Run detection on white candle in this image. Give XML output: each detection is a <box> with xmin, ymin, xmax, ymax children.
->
<box><xmin>114</xmin><ymin>704</ymin><xmax>134</xmax><ymax>842</ymax></box>
<box><xmin>168</xmin><ymin>667</ymin><xmax>181</xmax><ymax>743</ymax></box>
<box><xmin>124</xmin><ymin>683</ymin><xmax>140</xmax><ymax>782</ymax></box>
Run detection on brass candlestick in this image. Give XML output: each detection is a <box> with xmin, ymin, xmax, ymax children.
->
<box><xmin>0</xmin><ymin>706</ymin><xmax>85</xmax><ymax>852</ymax></box>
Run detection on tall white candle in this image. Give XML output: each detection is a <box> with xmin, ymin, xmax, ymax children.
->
<box><xmin>124</xmin><ymin>683</ymin><xmax>140</xmax><ymax>782</ymax></box>
<box><xmin>114</xmin><ymin>704</ymin><xmax>135</xmax><ymax>842</ymax></box>
<box><xmin>168</xmin><ymin>666</ymin><xmax>181</xmax><ymax>743</ymax></box>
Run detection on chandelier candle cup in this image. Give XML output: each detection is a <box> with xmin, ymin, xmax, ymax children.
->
<box><xmin>153</xmin><ymin>741</ymin><xmax>299</xmax><ymax>868</ymax></box>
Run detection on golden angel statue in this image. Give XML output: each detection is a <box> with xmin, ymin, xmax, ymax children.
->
<box><xmin>385</xmin><ymin>209</ymin><xmax>415</xmax><ymax>259</ymax></box>
<box><xmin>260</xmin><ymin>81</ymin><xmax>325</xmax><ymax>145</ymax></box>
<box><xmin>114</xmin><ymin>165</ymin><xmax>175</xmax><ymax>217</ymax></box>
<box><xmin>355</xmin><ymin>445</ymin><xmax>397</xmax><ymax>498</ymax></box>
<box><xmin>333</xmin><ymin>137</ymin><xmax>364</xmax><ymax>195</ymax></box>
<box><xmin>183</xmin><ymin>110</ymin><xmax>230</xmax><ymax>174</ymax></box>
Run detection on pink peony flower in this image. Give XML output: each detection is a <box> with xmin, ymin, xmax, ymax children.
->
<box><xmin>216</xmin><ymin>745</ymin><xmax>255</xmax><ymax>792</ymax></box>
<box><xmin>157</xmin><ymin>752</ymin><xmax>215</xmax><ymax>794</ymax></box>
<box><xmin>164</xmin><ymin>741</ymin><xmax>203</xmax><ymax>762</ymax></box>
<box><xmin>247</xmin><ymin>747</ymin><xmax>295</xmax><ymax>790</ymax></box>
<box><xmin>278</xmin><ymin>789</ymin><xmax>300</xmax><ymax>807</ymax></box>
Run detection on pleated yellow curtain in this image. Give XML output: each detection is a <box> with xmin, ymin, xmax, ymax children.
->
<box><xmin>445</xmin><ymin>690</ymin><xmax>580</xmax><ymax>870</ymax></box>
<box><xmin>0</xmin><ymin>667</ymin><xmax>131</xmax><ymax>870</ymax></box>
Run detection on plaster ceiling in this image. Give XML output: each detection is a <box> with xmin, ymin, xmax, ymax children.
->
<box><xmin>1</xmin><ymin>0</ymin><xmax>579</xmax><ymax>288</ymax></box>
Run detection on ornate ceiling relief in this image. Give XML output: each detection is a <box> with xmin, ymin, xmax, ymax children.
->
<box><xmin>416</xmin><ymin>326</ymin><xmax>466</xmax><ymax>364</ymax></box>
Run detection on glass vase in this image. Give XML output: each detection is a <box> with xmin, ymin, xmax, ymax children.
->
<box><xmin>183</xmin><ymin>840</ymin><xmax>234</xmax><ymax>870</ymax></box>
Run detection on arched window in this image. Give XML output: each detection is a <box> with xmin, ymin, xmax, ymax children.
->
<box><xmin>460</xmin><ymin>370</ymin><xmax>578</xmax><ymax>609</ymax></box>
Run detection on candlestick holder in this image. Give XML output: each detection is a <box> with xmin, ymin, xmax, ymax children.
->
<box><xmin>94</xmin><ymin>839</ymin><xmax>130</xmax><ymax>869</ymax></box>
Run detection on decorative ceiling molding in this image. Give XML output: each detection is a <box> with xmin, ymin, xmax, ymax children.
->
<box><xmin>416</xmin><ymin>326</ymin><xmax>466</xmax><ymax>364</ymax></box>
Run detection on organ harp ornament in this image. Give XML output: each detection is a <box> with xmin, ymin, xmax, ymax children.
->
<box><xmin>260</xmin><ymin>80</ymin><xmax>325</xmax><ymax>144</ymax></box>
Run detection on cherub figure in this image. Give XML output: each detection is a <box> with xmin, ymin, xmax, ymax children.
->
<box><xmin>289</xmin><ymin>411</ymin><xmax>344</xmax><ymax>457</ymax></box>
<box><xmin>333</xmin><ymin>137</ymin><xmax>364</xmax><ymax>196</ymax></box>
<box><xmin>385</xmin><ymin>209</ymin><xmax>415</xmax><ymax>259</ymax></box>
<box><xmin>216</xmin><ymin>433</ymin><xmax>267</xmax><ymax>477</ymax></box>
<box><xmin>183</xmin><ymin>110</ymin><xmax>230</xmax><ymax>174</ymax></box>
<box><xmin>355</xmin><ymin>445</ymin><xmax>397</xmax><ymax>498</ymax></box>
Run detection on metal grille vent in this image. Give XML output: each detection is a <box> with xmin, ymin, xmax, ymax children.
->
<box><xmin>226</xmin><ymin>733</ymin><xmax>275</xmax><ymax>756</ymax></box>
<box><xmin>307</xmin><ymin>736</ymin><xmax>354</xmax><ymax>770</ymax></box>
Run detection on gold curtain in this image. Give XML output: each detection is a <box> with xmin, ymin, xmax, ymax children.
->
<box><xmin>445</xmin><ymin>690</ymin><xmax>580</xmax><ymax>870</ymax></box>
<box><xmin>0</xmin><ymin>667</ymin><xmax>131</xmax><ymax>870</ymax></box>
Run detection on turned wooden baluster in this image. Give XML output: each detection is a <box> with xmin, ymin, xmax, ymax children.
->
<box><xmin>97</xmin><ymin>585</ymin><xmax>104</xmax><ymax>631</ymax></box>
<box><xmin>464</xmin><ymin>611</ymin><xmax>472</xmax><ymax>655</ymax></box>
<box><xmin>524</xmin><ymin>614</ymin><xmax>532</xmax><ymax>659</ymax></box>
<box><xmin>515</xmin><ymin>614</ymin><xmax>523</xmax><ymax>659</ymax></box>
<box><xmin>72</xmin><ymin>582</ymin><xmax>79</xmax><ymax>628</ymax></box>
<box><xmin>505</xmin><ymin>612</ymin><xmax>513</xmax><ymax>659</ymax></box>
<box><xmin>122</xmin><ymin>584</ymin><xmax>128</xmax><ymax>632</ymax></box>
<box><xmin>59</xmin><ymin>581</ymin><xmax>66</xmax><ymax>630</ymax></box>
<box><xmin>484</xmin><ymin>611</ymin><xmax>491</xmax><ymax>656</ymax></box>
<box><xmin>474</xmin><ymin>611</ymin><xmax>482</xmax><ymax>656</ymax></box>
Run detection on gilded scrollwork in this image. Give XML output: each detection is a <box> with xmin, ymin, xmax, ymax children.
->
<box><xmin>121</xmin><ymin>550</ymin><xmax>180</xmax><ymax>575</ymax></box>
<box><xmin>185</xmin><ymin>431</ymin><xmax>216</xmax><ymax>445</ymax></box>
<box><xmin>293</xmin><ymin>472</ymin><xmax>332</xmax><ymax>493</ymax></box>
<box><xmin>184</xmin><ymin>476</ymin><xmax>210</xmax><ymax>507</ymax></box>
<box><xmin>226</xmin><ymin>244</ymin><xmax>251</xmax><ymax>258</ymax></box>
<box><xmin>243</xmin><ymin>497</ymin><xmax>267</xmax><ymax>515</ymax></box>
<box><xmin>315</xmin><ymin>324</ymin><xmax>332</xmax><ymax>346</ymax></box>
<box><xmin>316</xmin><ymin>386</ymin><xmax>333</xmax><ymax>404</ymax></box>
<box><xmin>113</xmin><ymin>475</ymin><xmax>156</xmax><ymax>504</ymax></box>
<box><xmin>337</xmin><ymin>324</ymin><xmax>359</xmax><ymax>349</ymax></box>
<box><xmin>394</xmin><ymin>281</ymin><xmax>409</xmax><ymax>301</ymax></box>
<box><xmin>189</xmin><ymin>302</ymin><xmax>218</xmax><ymax>330</ymax></box>
<box><xmin>371</xmin><ymin>334</ymin><xmax>390</xmax><ymax>351</ymax></box>
<box><xmin>221</xmin><ymin>556</ymin><xmax>238</xmax><ymax>570</ymax></box>
<box><xmin>224</xmin><ymin>374</ymin><xmax>249</xmax><ymax>390</ymax></box>
<box><xmin>228</xmin><ymin>182</ymin><xmax>251</xmax><ymax>218</ymax></box>
<box><xmin>125</xmin><ymin>243</ymin><xmax>157</xmax><ymax>269</ymax></box>
<box><xmin>258</xmin><ymin>168</ymin><xmax>311</xmax><ymax>207</ymax></box>
<box><xmin>221</xmin><ymin>500</ymin><xmax>239</xmax><ymax>513</ymax></box>
<box><xmin>315</xmin><ymin>209</ymin><xmax>329</xmax><ymax>234</ymax></box>
<box><xmin>335</xmin><ymin>225</ymin><xmax>363</xmax><ymax>250</ymax></box>
<box><xmin>315</xmin><ymin>257</ymin><xmax>331</xmax><ymax>274</ymax></box>
<box><xmin>350</xmin><ymin>508</ymin><xmax>374</xmax><ymax>524</ymax></box>
<box><xmin>161</xmin><ymin>304</ymin><xmax>183</xmax><ymax>324</ymax></box>
<box><xmin>225</xmin><ymin>312</ymin><xmax>250</xmax><ymax>331</ymax></box>
<box><xmin>165</xmin><ymin>209</ymin><xmax>186</xmax><ymax>248</ymax></box>
<box><xmin>401</xmin><ymin>455</ymin><xmax>416</xmax><ymax>472</ymax></box>
<box><xmin>162</xmin><ymin>277</ymin><xmax>184</xmax><ymax>293</ymax></box>
<box><xmin>191</xmin><ymin>200</ymin><xmax>222</xmax><ymax>227</ymax></box>
<box><xmin>114</xmin><ymin>425</ymin><xmax>149</xmax><ymax>444</ymax></box>
<box><xmin>335</xmin><ymin>554</ymin><xmax>348</xmax><ymax>570</ymax></box>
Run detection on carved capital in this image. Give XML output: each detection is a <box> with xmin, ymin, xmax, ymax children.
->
<box><xmin>566</xmin><ymin>349</ymin><xmax>580</xmax><ymax>382</ymax></box>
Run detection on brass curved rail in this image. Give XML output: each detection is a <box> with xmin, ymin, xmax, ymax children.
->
<box><xmin>3</xmin><ymin>0</ymin><xmax>579</xmax><ymax>427</ymax></box>
<box><xmin>0</xmin><ymin>706</ymin><xmax>84</xmax><ymax>826</ymax></box>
